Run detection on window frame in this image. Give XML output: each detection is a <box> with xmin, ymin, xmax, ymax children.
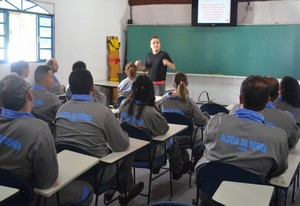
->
<box><xmin>0</xmin><ymin>0</ymin><xmax>54</xmax><ymax>63</ymax></box>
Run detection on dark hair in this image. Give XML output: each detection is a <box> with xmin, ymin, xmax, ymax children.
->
<box><xmin>173</xmin><ymin>72</ymin><xmax>188</xmax><ymax>102</ymax></box>
<box><xmin>240</xmin><ymin>75</ymin><xmax>270</xmax><ymax>111</ymax></box>
<box><xmin>10</xmin><ymin>60</ymin><xmax>29</xmax><ymax>76</ymax></box>
<box><xmin>123</xmin><ymin>75</ymin><xmax>155</xmax><ymax>118</ymax></box>
<box><xmin>69</xmin><ymin>69</ymin><xmax>93</xmax><ymax>95</ymax></box>
<box><xmin>264</xmin><ymin>76</ymin><xmax>279</xmax><ymax>102</ymax></box>
<box><xmin>72</xmin><ymin>61</ymin><xmax>87</xmax><ymax>71</ymax></box>
<box><xmin>280</xmin><ymin>76</ymin><xmax>300</xmax><ymax>107</ymax></box>
<box><xmin>35</xmin><ymin>65</ymin><xmax>51</xmax><ymax>84</ymax></box>
<box><xmin>150</xmin><ymin>36</ymin><xmax>159</xmax><ymax>41</ymax></box>
<box><xmin>0</xmin><ymin>74</ymin><xmax>31</xmax><ymax>111</ymax></box>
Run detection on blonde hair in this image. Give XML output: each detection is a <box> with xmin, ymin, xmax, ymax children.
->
<box><xmin>173</xmin><ymin>72</ymin><xmax>188</xmax><ymax>102</ymax></box>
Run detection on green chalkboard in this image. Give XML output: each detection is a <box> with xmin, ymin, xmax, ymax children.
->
<box><xmin>127</xmin><ymin>25</ymin><xmax>300</xmax><ymax>79</ymax></box>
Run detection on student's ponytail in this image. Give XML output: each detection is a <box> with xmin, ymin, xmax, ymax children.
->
<box><xmin>173</xmin><ymin>72</ymin><xmax>188</xmax><ymax>102</ymax></box>
<box><xmin>177</xmin><ymin>81</ymin><xmax>188</xmax><ymax>102</ymax></box>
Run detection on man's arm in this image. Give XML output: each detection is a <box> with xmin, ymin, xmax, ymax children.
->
<box><xmin>135</xmin><ymin>60</ymin><xmax>148</xmax><ymax>72</ymax></box>
<box><xmin>163</xmin><ymin>59</ymin><xmax>176</xmax><ymax>70</ymax></box>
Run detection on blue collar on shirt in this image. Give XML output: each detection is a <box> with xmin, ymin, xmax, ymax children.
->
<box><xmin>133</xmin><ymin>100</ymin><xmax>144</xmax><ymax>105</ymax></box>
<box><xmin>1</xmin><ymin>108</ymin><xmax>34</xmax><ymax>119</ymax></box>
<box><xmin>234</xmin><ymin>108</ymin><xmax>264</xmax><ymax>123</ymax></box>
<box><xmin>166</xmin><ymin>92</ymin><xmax>180</xmax><ymax>100</ymax></box>
<box><xmin>33</xmin><ymin>85</ymin><xmax>46</xmax><ymax>91</ymax></box>
<box><xmin>265</xmin><ymin>101</ymin><xmax>275</xmax><ymax>109</ymax></box>
<box><xmin>71</xmin><ymin>94</ymin><xmax>94</xmax><ymax>101</ymax></box>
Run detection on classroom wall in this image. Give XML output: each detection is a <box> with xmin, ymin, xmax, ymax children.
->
<box><xmin>0</xmin><ymin>0</ymin><xmax>299</xmax><ymax>105</ymax></box>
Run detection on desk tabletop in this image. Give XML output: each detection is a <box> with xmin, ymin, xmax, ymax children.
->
<box><xmin>154</xmin><ymin>123</ymin><xmax>188</xmax><ymax>142</ymax></box>
<box><xmin>95</xmin><ymin>80</ymin><xmax>119</xmax><ymax>88</ymax></box>
<box><xmin>34</xmin><ymin>150</ymin><xmax>99</xmax><ymax>197</ymax></box>
<box><xmin>213</xmin><ymin>181</ymin><xmax>274</xmax><ymax>206</ymax></box>
<box><xmin>100</xmin><ymin>137</ymin><xmax>149</xmax><ymax>164</ymax></box>
<box><xmin>269</xmin><ymin>154</ymin><xmax>300</xmax><ymax>188</ymax></box>
<box><xmin>0</xmin><ymin>186</ymin><xmax>19</xmax><ymax>202</ymax></box>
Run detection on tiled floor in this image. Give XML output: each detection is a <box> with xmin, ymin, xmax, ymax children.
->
<box><xmin>90</xmin><ymin>167</ymin><xmax>300</xmax><ymax>206</ymax></box>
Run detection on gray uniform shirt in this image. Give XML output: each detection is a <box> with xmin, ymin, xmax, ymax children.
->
<box><xmin>118</xmin><ymin>77</ymin><xmax>134</xmax><ymax>97</ymax></box>
<box><xmin>264</xmin><ymin>107</ymin><xmax>299</xmax><ymax>149</ymax></box>
<box><xmin>31</xmin><ymin>85</ymin><xmax>62</xmax><ymax>122</ymax></box>
<box><xmin>119</xmin><ymin>102</ymin><xmax>169</xmax><ymax>157</ymax></box>
<box><xmin>0</xmin><ymin>116</ymin><xmax>58</xmax><ymax>188</ymax></box>
<box><xmin>50</xmin><ymin>74</ymin><xmax>64</xmax><ymax>95</ymax></box>
<box><xmin>197</xmin><ymin>113</ymin><xmax>289</xmax><ymax>178</ymax></box>
<box><xmin>158</xmin><ymin>94</ymin><xmax>209</xmax><ymax>143</ymax></box>
<box><xmin>275</xmin><ymin>98</ymin><xmax>300</xmax><ymax>124</ymax></box>
<box><xmin>55</xmin><ymin>99</ymin><xmax>129</xmax><ymax>158</ymax></box>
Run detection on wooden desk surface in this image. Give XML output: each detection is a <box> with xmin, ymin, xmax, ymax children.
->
<box><xmin>0</xmin><ymin>186</ymin><xmax>19</xmax><ymax>202</ymax></box>
<box><xmin>34</xmin><ymin>150</ymin><xmax>99</xmax><ymax>197</ymax></box>
<box><xmin>154</xmin><ymin>123</ymin><xmax>188</xmax><ymax>142</ymax></box>
<box><xmin>100</xmin><ymin>138</ymin><xmax>149</xmax><ymax>164</ymax></box>
<box><xmin>290</xmin><ymin>141</ymin><xmax>300</xmax><ymax>156</ymax></box>
<box><xmin>269</xmin><ymin>154</ymin><xmax>300</xmax><ymax>188</ymax></box>
<box><xmin>213</xmin><ymin>181</ymin><xmax>274</xmax><ymax>206</ymax></box>
<box><xmin>95</xmin><ymin>81</ymin><xmax>119</xmax><ymax>88</ymax></box>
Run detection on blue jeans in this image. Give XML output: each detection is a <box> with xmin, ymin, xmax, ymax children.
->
<box><xmin>154</xmin><ymin>83</ymin><xmax>166</xmax><ymax>96</ymax></box>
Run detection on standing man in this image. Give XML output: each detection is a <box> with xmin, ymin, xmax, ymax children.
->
<box><xmin>135</xmin><ymin>36</ymin><xmax>175</xmax><ymax>96</ymax></box>
<box><xmin>46</xmin><ymin>58</ymin><xmax>66</xmax><ymax>95</ymax></box>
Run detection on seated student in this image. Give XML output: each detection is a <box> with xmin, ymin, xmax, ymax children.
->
<box><xmin>264</xmin><ymin>76</ymin><xmax>299</xmax><ymax>149</ymax></box>
<box><xmin>275</xmin><ymin>76</ymin><xmax>300</xmax><ymax>125</ymax></box>
<box><xmin>114</xmin><ymin>62</ymin><xmax>138</xmax><ymax>108</ymax></box>
<box><xmin>196</xmin><ymin>75</ymin><xmax>289</xmax><ymax>178</ymax></box>
<box><xmin>0</xmin><ymin>74</ymin><xmax>93</xmax><ymax>206</ymax></box>
<box><xmin>10</xmin><ymin>60</ymin><xmax>30</xmax><ymax>79</ymax></box>
<box><xmin>65</xmin><ymin>60</ymin><xmax>107</xmax><ymax>105</ymax></box>
<box><xmin>55</xmin><ymin>69</ymin><xmax>143</xmax><ymax>205</ymax></box>
<box><xmin>119</xmin><ymin>74</ymin><xmax>185</xmax><ymax>180</ymax></box>
<box><xmin>31</xmin><ymin>65</ymin><xmax>62</xmax><ymax>123</ymax></box>
<box><xmin>46</xmin><ymin>58</ymin><xmax>66</xmax><ymax>95</ymax></box>
<box><xmin>158</xmin><ymin>71</ymin><xmax>209</xmax><ymax>171</ymax></box>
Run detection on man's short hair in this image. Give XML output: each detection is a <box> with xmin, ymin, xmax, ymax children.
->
<box><xmin>0</xmin><ymin>74</ymin><xmax>31</xmax><ymax>111</ymax></box>
<box><xmin>69</xmin><ymin>69</ymin><xmax>93</xmax><ymax>95</ymax></box>
<box><xmin>72</xmin><ymin>61</ymin><xmax>87</xmax><ymax>71</ymax></box>
<box><xmin>240</xmin><ymin>75</ymin><xmax>270</xmax><ymax>111</ymax></box>
<box><xmin>264</xmin><ymin>76</ymin><xmax>279</xmax><ymax>101</ymax></box>
<box><xmin>10</xmin><ymin>60</ymin><xmax>29</xmax><ymax>76</ymax></box>
<box><xmin>45</xmin><ymin>59</ymin><xmax>53</xmax><ymax>67</ymax></box>
<box><xmin>35</xmin><ymin>65</ymin><xmax>51</xmax><ymax>84</ymax></box>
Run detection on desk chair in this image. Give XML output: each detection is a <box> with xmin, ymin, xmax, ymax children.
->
<box><xmin>200</xmin><ymin>103</ymin><xmax>229</xmax><ymax>116</ymax></box>
<box><xmin>55</xmin><ymin>142</ymin><xmax>125</xmax><ymax>206</ymax></box>
<box><xmin>0</xmin><ymin>168</ymin><xmax>34</xmax><ymax>206</ymax></box>
<box><xmin>31</xmin><ymin>112</ymin><xmax>55</xmax><ymax>135</ymax></box>
<box><xmin>193</xmin><ymin>162</ymin><xmax>266</xmax><ymax>206</ymax></box>
<box><xmin>162</xmin><ymin>112</ymin><xmax>202</xmax><ymax>187</ymax></box>
<box><xmin>121</xmin><ymin>123</ymin><xmax>172</xmax><ymax>205</ymax></box>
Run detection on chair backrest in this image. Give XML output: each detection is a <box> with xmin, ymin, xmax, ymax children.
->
<box><xmin>121</xmin><ymin>123</ymin><xmax>153</xmax><ymax>143</ymax></box>
<box><xmin>55</xmin><ymin>142</ymin><xmax>102</xmax><ymax>179</ymax></box>
<box><xmin>121</xmin><ymin>123</ymin><xmax>153</xmax><ymax>157</ymax></box>
<box><xmin>0</xmin><ymin>168</ymin><xmax>34</xmax><ymax>206</ymax></box>
<box><xmin>55</xmin><ymin>142</ymin><xmax>95</xmax><ymax>156</ymax></box>
<box><xmin>162</xmin><ymin>112</ymin><xmax>193</xmax><ymax>136</ymax></box>
<box><xmin>196</xmin><ymin>161</ymin><xmax>266</xmax><ymax>198</ymax></box>
<box><xmin>200</xmin><ymin>103</ymin><xmax>229</xmax><ymax>116</ymax></box>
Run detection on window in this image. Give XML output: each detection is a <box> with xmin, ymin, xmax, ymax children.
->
<box><xmin>0</xmin><ymin>0</ymin><xmax>54</xmax><ymax>63</ymax></box>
